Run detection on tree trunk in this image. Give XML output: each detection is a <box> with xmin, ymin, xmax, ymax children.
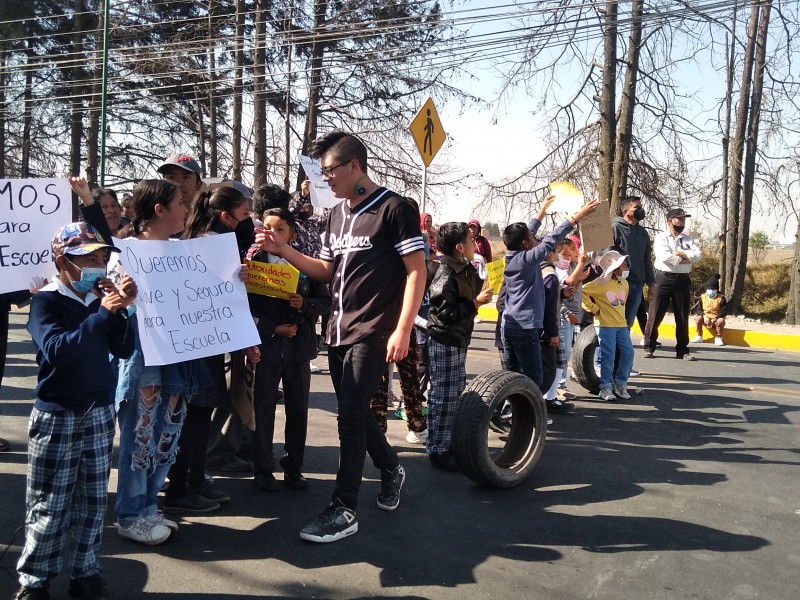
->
<box><xmin>610</xmin><ymin>0</ymin><xmax>643</xmax><ymax>216</ymax></box>
<box><xmin>0</xmin><ymin>52</ymin><xmax>6</xmax><ymax>178</ymax></box>
<box><xmin>21</xmin><ymin>43</ymin><xmax>33</xmax><ymax>178</ymax></box>
<box><xmin>720</xmin><ymin>25</ymin><xmax>737</xmax><ymax>289</ymax></box>
<box><xmin>70</xmin><ymin>0</ymin><xmax>88</xmax><ymax>181</ymax></box>
<box><xmin>196</xmin><ymin>90</ymin><xmax>207</xmax><ymax>175</ymax></box>
<box><xmin>231</xmin><ymin>0</ymin><xmax>245</xmax><ymax>180</ymax></box>
<box><xmin>207</xmin><ymin>1</ymin><xmax>218</xmax><ymax>178</ymax></box>
<box><xmin>788</xmin><ymin>216</ymin><xmax>800</xmax><ymax>324</ymax></box>
<box><xmin>597</xmin><ymin>0</ymin><xmax>617</xmax><ymax>205</ymax></box>
<box><xmin>724</xmin><ymin>0</ymin><xmax>760</xmax><ymax>306</ymax></box>
<box><xmin>86</xmin><ymin>1</ymin><xmax>104</xmax><ymax>187</ymax></box>
<box><xmin>296</xmin><ymin>0</ymin><xmax>326</xmax><ymax>191</ymax></box>
<box><xmin>253</xmin><ymin>0</ymin><xmax>268</xmax><ymax>187</ymax></box>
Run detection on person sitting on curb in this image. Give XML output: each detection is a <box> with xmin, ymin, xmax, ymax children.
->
<box><xmin>693</xmin><ymin>274</ymin><xmax>727</xmax><ymax>346</ymax></box>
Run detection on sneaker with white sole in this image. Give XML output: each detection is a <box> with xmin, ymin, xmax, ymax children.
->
<box><xmin>118</xmin><ymin>518</ymin><xmax>171</xmax><ymax>545</ymax></box>
<box><xmin>406</xmin><ymin>429</ymin><xmax>427</xmax><ymax>444</ymax></box>
<box><xmin>714</xmin><ymin>337</ymin><xmax>725</xmax><ymax>346</ymax></box>
<box><xmin>376</xmin><ymin>465</ymin><xmax>405</xmax><ymax>511</ymax></box>
<box><xmin>310</xmin><ymin>362</ymin><xmax>321</xmax><ymax>373</ymax></box>
<box><xmin>598</xmin><ymin>387</ymin><xmax>616</xmax><ymax>401</ymax></box>
<box><xmin>691</xmin><ymin>334</ymin><xmax>703</xmax><ymax>343</ymax></box>
<box><xmin>299</xmin><ymin>500</ymin><xmax>358</xmax><ymax>543</ymax></box>
<box><xmin>628</xmin><ymin>369</ymin><xmax>641</xmax><ymax>377</ymax></box>
<box><xmin>145</xmin><ymin>512</ymin><xmax>179</xmax><ymax>532</ymax></box>
<box><xmin>612</xmin><ymin>383</ymin><xmax>631</xmax><ymax>400</ymax></box>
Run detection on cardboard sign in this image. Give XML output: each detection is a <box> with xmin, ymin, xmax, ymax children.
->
<box><xmin>113</xmin><ymin>233</ymin><xmax>260</xmax><ymax>366</ymax></box>
<box><xmin>548</xmin><ymin>181</ymin><xmax>585</xmax><ymax>214</ymax></box>
<box><xmin>244</xmin><ymin>258</ymin><xmax>300</xmax><ymax>300</ymax></box>
<box><xmin>299</xmin><ymin>155</ymin><xmax>343</xmax><ymax>209</ymax></box>
<box><xmin>579</xmin><ymin>200</ymin><xmax>614</xmax><ymax>253</ymax></box>
<box><xmin>0</xmin><ymin>178</ymin><xmax>73</xmax><ymax>294</ymax></box>
<box><xmin>486</xmin><ymin>259</ymin><xmax>505</xmax><ymax>294</ymax></box>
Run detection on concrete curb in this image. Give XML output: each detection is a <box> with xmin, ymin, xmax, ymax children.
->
<box><xmin>476</xmin><ymin>305</ymin><xmax>800</xmax><ymax>353</ymax></box>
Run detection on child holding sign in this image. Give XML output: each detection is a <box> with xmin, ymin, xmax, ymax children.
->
<box><xmin>247</xmin><ymin>208</ymin><xmax>331</xmax><ymax>491</ymax></box>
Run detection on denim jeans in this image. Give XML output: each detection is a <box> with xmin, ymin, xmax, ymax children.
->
<box><xmin>558</xmin><ymin>317</ymin><xmax>575</xmax><ymax>386</ymax></box>
<box><xmin>597</xmin><ymin>327</ymin><xmax>634</xmax><ymax>389</ymax></box>
<box><xmin>501</xmin><ymin>317</ymin><xmax>543</xmax><ymax>387</ymax></box>
<box><xmin>327</xmin><ymin>332</ymin><xmax>399</xmax><ymax>510</ymax></box>
<box><xmin>625</xmin><ymin>280</ymin><xmax>644</xmax><ymax>328</ymax></box>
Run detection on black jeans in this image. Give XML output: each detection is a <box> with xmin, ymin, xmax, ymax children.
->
<box><xmin>644</xmin><ymin>271</ymin><xmax>692</xmax><ymax>356</ymax></box>
<box><xmin>328</xmin><ymin>332</ymin><xmax>399</xmax><ymax>510</ymax></box>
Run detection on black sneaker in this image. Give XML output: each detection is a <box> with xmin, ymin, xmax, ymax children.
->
<box><xmin>376</xmin><ymin>465</ymin><xmax>405</xmax><ymax>511</ymax></box>
<box><xmin>162</xmin><ymin>492</ymin><xmax>220</xmax><ymax>514</ymax></box>
<box><xmin>283</xmin><ymin>470</ymin><xmax>308</xmax><ymax>489</ymax></box>
<box><xmin>13</xmin><ymin>587</ymin><xmax>50</xmax><ymax>600</ymax></box>
<box><xmin>545</xmin><ymin>399</ymin><xmax>575</xmax><ymax>413</ymax></box>
<box><xmin>429</xmin><ymin>452</ymin><xmax>459</xmax><ymax>472</ymax></box>
<box><xmin>299</xmin><ymin>500</ymin><xmax>358</xmax><ymax>543</ymax></box>
<box><xmin>68</xmin><ymin>574</ymin><xmax>109</xmax><ymax>600</ymax></box>
<box><xmin>254</xmin><ymin>472</ymin><xmax>280</xmax><ymax>492</ymax></box>
<box><xmin>189</xmin><ymin>479</ymin><xmax>231</xmax><ymax>503</ymax></box>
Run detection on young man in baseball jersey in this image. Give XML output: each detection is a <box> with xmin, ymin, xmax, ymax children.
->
<box><xmin>255</xmin><ymin>131</ymin><xmax>426</xmax><ymax>542</ymax></box>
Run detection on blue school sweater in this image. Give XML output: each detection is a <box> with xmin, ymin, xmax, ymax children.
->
<box><xmin>27</xmin><ymin>282</ymin><xmax>135</xmax><ymax>413</ymax></box>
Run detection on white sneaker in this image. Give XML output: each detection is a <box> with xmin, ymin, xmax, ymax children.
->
<box><xmin>118</xmin><ymin>518</ymin><xmax>171</xmax><ymax>545</ymax></box>
<box><xmin>629</xmin><ymin>369</ymin><xmax>641</xmax><ymax>377</ymax></box>
<box><xmin>714</xmin><ymin>337</ymin><xmax>725</xmax><ymax>346</ymax></box>
<box><xmin>310</xmin><ymin>362</ymin><xmax>321</xmax><ymax>373</ymax></box>
<box><xmin>612</xmin><ymin>383</ymin><xmax>631</xmax><ymax>400</ymax></box>
<box><xmin>546</xmin><ymin>417</ymin><xmax>554</xmax><ymax>426</ymax></box>
<box><xmin>406</xmin><ymin>429</ymin><xmax>428</xmax><ymax>444</ymax></box>
<box><xmin>691</xmin><ymin>335</ymin><xmax>703</xmax><ymax>343</ymax></box>
<box><xmin>598</xmin><ymin>387</ymin><xmax>616</xmax><ymax>401</ymax></box>
<box><xmin>639</xmin><ymin>338</ymin><xmax>645</xmax><ymax>346</ymax></box>
<box><xmin>146</xmin><ymin>512</ymin><xmax>179</xmax><ymax>532</ymax></box>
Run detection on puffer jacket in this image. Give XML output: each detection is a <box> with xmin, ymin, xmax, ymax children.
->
<box><xmin>426</xmin><ymin>255</ymin><xmax>483</xmax><ymax>348</ymax></box>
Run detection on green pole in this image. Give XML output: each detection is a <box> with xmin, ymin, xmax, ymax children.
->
<box><xmin>99</xmin><ymin>0</ymin><xmax>110</xmax><ymax>186</ymax></box>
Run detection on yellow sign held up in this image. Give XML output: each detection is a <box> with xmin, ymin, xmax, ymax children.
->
<box><xmin>409</xmin><ymin>97</ymin><xmax>446</xmax><ymax>167</ymax></box>
<box><xmin>486</xmin><ymin>259</ymin><xmax>505</xmax><ymax>294</ymax></box>
<box><xmin>245</xmin><ymin>259</ymin><xmax>300</xmax><ymax>300</ymax></box>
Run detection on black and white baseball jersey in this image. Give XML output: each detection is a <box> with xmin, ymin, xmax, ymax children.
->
<box><xmin>319</xmin><ymin>188</ymin><xmax>424</xmax><ymax>346</ymax></box>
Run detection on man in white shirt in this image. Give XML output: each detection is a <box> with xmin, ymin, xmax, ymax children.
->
<box><xmin>642</xmin><ymin>208</ymin><xmax>701</xmax><ymax>360</ymax></box>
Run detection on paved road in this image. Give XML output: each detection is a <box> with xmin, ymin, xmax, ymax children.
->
<box><xmin>1</xmin><ymin>309</ymin><xmax>799</xmax><ymax>599</ymax></box>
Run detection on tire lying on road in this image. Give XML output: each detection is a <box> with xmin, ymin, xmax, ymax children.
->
<box><xmin>569</xmin><ymin>325</ymin><xmax>599</xmax><ymax>395</ymax></box>
<box><xmin>451</xmin><ymin>369</ymin><xmax>547</xmax><ymax>489</ymax></box>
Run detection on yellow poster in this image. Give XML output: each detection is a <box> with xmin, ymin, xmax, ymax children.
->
<box><xmin>486</xmin><ymin>259</ymin><xmax>505</xmax><ymax>294</ymax></box>
<box><xmin>244</xmin><ymin>259</ymin><xmax>300</xmax><ymax>300</ymax></box>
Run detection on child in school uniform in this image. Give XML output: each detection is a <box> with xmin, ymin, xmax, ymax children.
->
<box><xmin>15</xmin><ymin>223</ymin><xmax>136</xmax><ymax>600</ymax></box>
<box><xmin>247</xmin><ymin>207</ymin><xmax>331</xmax><ymax>490</ymax></box>
<box><xmin>582</xmin><ymin>250</ymin><xmax>635</xmax><ymax>402</ymax></box>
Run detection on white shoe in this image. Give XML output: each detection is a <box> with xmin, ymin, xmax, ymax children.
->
<box><xmin>629</xmin><ymin>369</ymin><xmax>641</xmax><ymax>377</ymax></box>
<box><xmin>639</xmin><ymin>338</ymin><xmax>645</xmax><ymax>346</ymax></box>
<box><xmin>406</xmin><ymin>429</ymin><xmax>428</xmax><ymax>444</ymax></box>
<box><xmin>546</xmin><ymin>417</ymin><xmax>554</xmax><ymax>426</ymax></box>
<box><xmin>612</xmin><ymin>383</ymin><xmax>631</xmax><ymax>400</ymax></box>
<box><xmin>598</xmin><ymin>387</ymin><xmax>616</xmax><ymax>401</ymax></box>
<box><xmin>691</xmin><ymin>335</ymin><xmax>703</xmax><ymax>343</ymax></box>
<box><xmin>310</xmin><ymin>362</ymin><xmax>321</xmax><ymax>373</ymax></box>
<box><xmin>714</xmin><ymin>337</ymin><xmax>725</xmax><ymax>346</ymax></box>
<box><xmin>118</xmin><ymin>518</ymin><xmax>171</xmax><ymax>545</ymax></box>
<box><xmin>146</xmin><ymin>512</ymin><xmax>179</xmax><ymax>532</ymax></box>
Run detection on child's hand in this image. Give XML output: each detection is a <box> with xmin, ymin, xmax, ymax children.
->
<box><xmin>237</xmin><ymin>263</ymin><xmax>249</xmax><ymax>283</ymax></box>
<box><xmin>476</xmin><ymin>288</ymin><xmax>494</xmax><ymax>305</ymax></box>
<box><xmin>288</xmin><ymin>293</ymin><xmax>304</xmax><ymax>310</ymax></box>
<box><xmin>117</xmin><ymin>276</ymin><xmax>138</xmax><ymax>308</ymax></box>
<box><xmin>29</xmin><ymin>275</ymin><xmax>48</xmax><ymax>293</ymax></box>
<box><xmin>274</xmin><ymin>323</ymin><xmax>298</xmax><ymax>338</ymax></box>
<box><xmin>548</xmin><ymin>335</ymin><xmax>560</xmax><ymax>348</ymax></box>
<box><xmin>100</xmin><ymin>288</ymin><xmax>125</xmax><ymax>314</ymax></box>
<box><xmin>244</xmin><ymin>345</ymin><xmax>261</xmax><ymax>364</ymax></box>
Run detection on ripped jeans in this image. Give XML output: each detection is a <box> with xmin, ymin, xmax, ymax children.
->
<box><xmin>115</xmin><ymin>365</ymin><xmax>187</xmax><ymax>526</ymax></box>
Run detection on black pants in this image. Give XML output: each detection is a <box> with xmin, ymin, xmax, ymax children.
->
<box><xmin>166</xmin><ymin>405</ymin><xmax>213</xmax><ymax>498</ymax></box>
<box><xmin>643</xmin><ymin>271</ymin><xmax>692</xmax><ymax>356</ymax></box>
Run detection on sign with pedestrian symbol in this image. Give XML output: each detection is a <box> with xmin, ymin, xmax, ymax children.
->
<box><xmin>409</xmin><ymin>97</ymin><xmax>446</xmax><ymax>167</ymax></box>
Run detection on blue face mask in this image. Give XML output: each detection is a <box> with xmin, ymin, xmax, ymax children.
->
<box><xmin>68</xmin><ymin>259</ymin><xmax>106</xmax><ymax>293</ymax></box>
<box><xmin>706</xmin><ymin>289</ymin><xmax>718</xmax><ymax>298</ymax></box>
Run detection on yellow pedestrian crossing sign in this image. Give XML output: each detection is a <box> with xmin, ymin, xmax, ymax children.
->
<box><xmin>409</xmin><ymin>97</ymin><xmax>446</xmax><ymax>167</ymax></box>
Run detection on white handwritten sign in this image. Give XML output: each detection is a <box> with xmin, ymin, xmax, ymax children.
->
<box><xmin>579</xmin><ymin>200</ymin><xmax>614</xmax><ymax>253</ymax></box>
<box><xmin>113</xmin><ymin>233</ymin><xmax>260</xmax><ymax>366</ymax></box>
<box><xmin>299</xmin><ymin>154</ymin><xmax>343</xmax><ymax>209</ymax></box>
<box><xmin>0</xmin><ymin>178</ymin><xmax>72</xmax><ymax>294</ymax></box>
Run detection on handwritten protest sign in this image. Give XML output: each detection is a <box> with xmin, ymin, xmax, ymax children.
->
<box><xmin>299</xmin><ymin>154</ymin><xmax>343</xmax><ymax>209</ymax></box>
<box><xmin>0</xmin><ymin>178</ymin><xmax>72</xmax><ymax>294</ymax></box>
<box><xmin>548</xmin><ymin>181</ymin><xmax>585</xmax><ymax>214</ymax></box>
<box><xmin>486</xmin><ymin>259</ymin><xmax>505</xmax><ymax>294</ymax></box>
<box><xmin>579</xmin><ymin>200</ymin><xmax>614</xmax><ymax>252</ymax></box>
<box><xmin>244</xmin><ymin>258</ymin><xmax>300</xmax><ymax>300</ymax></box>
<box><xmin>113</xmin><ymin>233</ymin><xmax>260</xmax><ymax>366</ymax></box>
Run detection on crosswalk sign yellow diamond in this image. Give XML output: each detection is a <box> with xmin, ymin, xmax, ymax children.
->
<box><xmin>409</xmin><ymin>97</ymin><xmax>446</xmax><ymax>167</ymax></box>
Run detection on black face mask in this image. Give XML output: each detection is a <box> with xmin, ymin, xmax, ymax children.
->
<box><xmin>633</xmin><ymin>207</ymin><xmax>646</xmax><ymax>221</ymax></box>
<box><xmin>233</xmin><ymin>216</ymin><xmax>255</xmax><ymax>248</ymax></box>
<box><xmin>672</xmin><ymin>223</ymin><xmax>685</xmax><ymax>233</ymax></box>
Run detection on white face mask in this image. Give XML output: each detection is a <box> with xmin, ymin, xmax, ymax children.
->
<box><xmin>620</xmin><ymin>270</ymin><xmax>630</xmax><ymax>280</ymax></box>
<box><xmin>707</xmin><ymin>289</ymin><xmax>718</xmax><ymax>298</ymax></box>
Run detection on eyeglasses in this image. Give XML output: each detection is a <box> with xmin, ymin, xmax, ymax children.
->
<box><xmin>320</xmin><ymin>160</ymin><xmax>351</xmax><ymax>177</ymax></box>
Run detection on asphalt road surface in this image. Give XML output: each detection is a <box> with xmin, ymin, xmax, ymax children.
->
<box><xmin>1</xmin><ymin>309</ymin><xmax>798</xmax><ymax>599</ymax></box>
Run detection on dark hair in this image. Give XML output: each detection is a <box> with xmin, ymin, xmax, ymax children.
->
<box><xmin>503</xmin><ymin>222</ymin><xmax>530</xmax><ymax>251</ymax></box>
<box><xmin>621</xmin><ymin>196</ymin><xmax>642</xmax><ymax>211</ymax></box>
<box><xmin>435</xmin><ymin>222</ymin><xmax>468</xmax><ymax>256</ymax></box>
<box><xmin>309</xmin><ymin>130</ymin><xmax>368</xmax><ymax>173</ymax></box>
<box><xmin>92</xmin><ymin>187</ymin><xmax>118</xmax><ymax>204</ymax></box>
<box><xmin>120</xmin><ymin>193</ymin><xmax>133</xmax><ymax>207</ymax></box>
<box><xmin>556</xmin><ymin>238</ymin><xmax>575</xmax><ymax>252</ymax></box>
<box><xmin>119</xmin><ymin>179</ymin><xmax>178</xmax><ymax>238</ymax></box>
<box><xmin>183</xmin><ymin>187</ymin><xmax>247</xmax><ymax>239</ymax></box>
<box><xmin>252</xmin><ymin>184</ymin><xmax>291</xmax><ymax>215</ymax></box>
<box><xmin>263</xmin><ymin>207</ymin><xmax>297</xmax><ymax>232</ymax></box>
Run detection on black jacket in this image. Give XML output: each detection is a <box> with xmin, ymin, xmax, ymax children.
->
<box><xmin>427</xmin><ymin>255</ymin><xmax>482</xmax><ymax>349</ymax></box>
